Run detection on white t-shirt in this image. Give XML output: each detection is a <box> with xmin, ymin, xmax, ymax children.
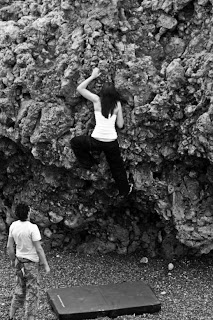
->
<box><xmin>9</xmin><ymin>220</ymin><xmax>41</xmax><ymax>262</ymax></box>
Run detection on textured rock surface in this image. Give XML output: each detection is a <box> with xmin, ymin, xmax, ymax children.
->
<box><xmin>1</xmin><ymin>0</ymin><xmax>213</xmax><ymax>257</ymax></box>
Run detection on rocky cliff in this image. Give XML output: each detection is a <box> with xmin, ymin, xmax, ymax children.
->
<box><xmin>1</xmin><ymin>0</ymin><xmax>213</xmax><ymax>257</ymax></box>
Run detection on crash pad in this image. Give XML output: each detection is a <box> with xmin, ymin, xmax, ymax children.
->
<box><xmin>47</xmin><ymin>280</ymin><xmax>161</xmax><ymax>320</ymax></box>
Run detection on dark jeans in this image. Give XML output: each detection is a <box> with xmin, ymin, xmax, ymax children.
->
<box><xmin>71</xmin><ymin>135</ymin><xmax>130</xmax><ymax>195</ymax></box>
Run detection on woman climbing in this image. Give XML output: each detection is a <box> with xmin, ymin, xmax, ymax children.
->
<box><xmin>71</xmin><ymin>67</ymin><xmax>133</xmax><ymax>197</ymax></box>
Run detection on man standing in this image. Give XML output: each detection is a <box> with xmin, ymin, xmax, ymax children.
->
<box><xmin>7</xmin><ymin>203</ymin><xmax>50</xmax><ymax>320</ymax></box>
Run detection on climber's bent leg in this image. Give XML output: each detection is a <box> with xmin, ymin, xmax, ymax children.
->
<box><xmin>104</xmin><ymin>140</ymin><xmax>130</xmax><ymax>196</ymax></box>
<box><xmin>70</xmin><ymin>136</ymin><xmax>97</xmax><ymax>169</ymax></box>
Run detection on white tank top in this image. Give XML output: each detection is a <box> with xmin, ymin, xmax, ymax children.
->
<box><xmin>91</xmin><ymin>111</ymin><xmax>117</xmax><ymax>142</ymax></box>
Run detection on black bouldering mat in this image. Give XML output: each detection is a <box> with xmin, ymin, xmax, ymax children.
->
<box><xmin>47</xmin><ymin>280</ymin><xmax>161</xmax><ymax>320</ymax></box>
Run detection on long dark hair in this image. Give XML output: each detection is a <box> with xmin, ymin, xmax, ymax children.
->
<box><xmin>99</xmin><ymin>82</ymin><xmax>120</xmax><ymax>118</ymax></box>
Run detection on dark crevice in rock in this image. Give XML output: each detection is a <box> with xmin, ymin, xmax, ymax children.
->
<box><xmin>176</xmin><ymin>1</ymin><xmax>195</xmax><ymax>21</ymax></box>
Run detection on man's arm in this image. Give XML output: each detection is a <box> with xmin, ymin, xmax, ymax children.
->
<box><xmin>33</xmin><ymin>240</ymin><xmax>50</xmax><ymax>273</ymax></box>
<box><xmin>7</xmin><ymin>236</ymin><xmax>16</xmax><ymax>267</ymax></box>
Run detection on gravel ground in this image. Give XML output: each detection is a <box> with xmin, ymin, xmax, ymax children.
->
<box><xmin>1</xmin><ymin>241</ymin><xmax>213</xmax><ymax>320</ymax></box>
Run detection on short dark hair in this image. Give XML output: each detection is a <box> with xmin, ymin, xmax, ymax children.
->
<box><xmin>15</xmin><ymin>203</ymin><xmax>29</xmax><ymax>221</ymax></box>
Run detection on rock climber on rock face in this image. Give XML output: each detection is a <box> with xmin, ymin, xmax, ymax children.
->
<box><xmin>71</xmin><ymin>67</ymin><xmax>133</xmax><ymax>196</ymax></box>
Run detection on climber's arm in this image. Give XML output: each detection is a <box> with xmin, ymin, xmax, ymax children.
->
<box><xmin>77</xmin><ymin>68</ymin><xmax>101</xmax><ymax>103</ymax></box>
<box><xmin>116</xmin><ymin>101</ymin><xmax>124</xmax><ymax>129</ymax></box>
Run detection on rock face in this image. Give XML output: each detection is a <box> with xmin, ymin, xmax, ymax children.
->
<box><xmin>1</xmin><ymin>0</ymin><xmax>213</xmax><ymax>257</ymax></box>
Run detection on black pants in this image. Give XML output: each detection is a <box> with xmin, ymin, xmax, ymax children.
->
<box><xmin>71</xmin><ymin>135</ymin><xmax>130</xmax><ymax>195</ymax></box>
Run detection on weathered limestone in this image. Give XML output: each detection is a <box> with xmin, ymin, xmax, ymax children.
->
<box><xmin>0</xmin><ymin>0</ymin><xmax>213</xmax><ymax>257</ymax></box>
